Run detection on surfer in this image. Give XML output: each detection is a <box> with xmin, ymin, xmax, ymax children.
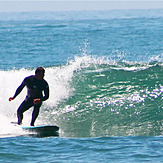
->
<box><xmin>9</xmin><ymin>67</ymin><xmax>49</xmax><ymax>126</ymax></box>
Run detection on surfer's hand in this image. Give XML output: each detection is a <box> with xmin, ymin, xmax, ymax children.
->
<box><xmin>33</xmin><ymin>99</ymin><xmax>41</xmax><ymax>104</ymax></box>
<box><xmin>9</xmin><ymin>97</ymin><xmax>14</xmax><ymax>101</ymax></box>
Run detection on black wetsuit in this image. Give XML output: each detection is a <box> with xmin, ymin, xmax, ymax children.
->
<box><xmin>13</xmin><ymin>75</ymin><xmax>49</xmax><ymax>126</ymax></box>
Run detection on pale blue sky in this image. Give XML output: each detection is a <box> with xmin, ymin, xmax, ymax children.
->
<box><xmin>0</xmin><ymin>1</ymin><xmax>163</xmax><ymax>12</ymax></box>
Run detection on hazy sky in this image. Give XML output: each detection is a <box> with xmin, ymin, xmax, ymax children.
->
<box><xmin>0</xmin><ymin>1</ymin><xmax>163</xmax><ymax>12</ymax></box>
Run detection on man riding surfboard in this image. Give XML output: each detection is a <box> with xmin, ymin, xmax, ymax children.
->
<box><xmin>9</xmin><ymin>67</ymin><xmax>49</xmax><ymax>126</ymax></box>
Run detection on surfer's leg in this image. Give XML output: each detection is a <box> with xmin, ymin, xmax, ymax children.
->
<box><xmin>17</xmin><ymin>100</ymin><xmax>33</xmax><ymax>125</ymax></box>
<box><xmin>30</xmin><ymin>102</ymin><xmax>42</xmax><ymax>126</ymax></box>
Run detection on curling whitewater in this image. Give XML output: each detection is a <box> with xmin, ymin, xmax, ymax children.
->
<box><xmin>0</xmin><ymin>55</ymin><xmax>162</xmax><ymax>138</ymax></box>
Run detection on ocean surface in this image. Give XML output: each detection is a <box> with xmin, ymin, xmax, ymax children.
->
<box><xmin>0</xmin><ymin>9</ymin><xmax>163</xmax><ymax>162</ymax></box>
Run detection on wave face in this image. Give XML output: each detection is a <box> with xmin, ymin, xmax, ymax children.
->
<box><xmin>43</xmin><ymin>56</ymin><xmax>162</xmax><ymax>137</ymax></box>
<box><xmin>0</xmin><ymin>55</ymin><xmax>162</xmax><ymax>138</ymax></box>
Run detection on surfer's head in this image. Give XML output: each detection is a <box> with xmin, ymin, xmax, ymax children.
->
<box><xmin>35</xmin><ymin>67</ymin><xmax>45</xmax><ymax>80</ymax></box>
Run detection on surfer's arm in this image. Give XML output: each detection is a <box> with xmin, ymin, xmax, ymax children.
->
<box><xmin>40</xmin><ymin>83</ymin><xmax>49</xmax><ymax>101</ymax></box>
<box><xmin>9</xmin><ymin>79</ymin><xmax>26</xmax><ymax>101</ymax></box>
<box><xmin>14</xmin><ymin>83</ymin><xmax>26</xmax><ymax>98</ymax></box>
<box><xmin>33</xmin><ymin>87</ymin><xmax>49</xmax><ymax>104</ymax></box>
